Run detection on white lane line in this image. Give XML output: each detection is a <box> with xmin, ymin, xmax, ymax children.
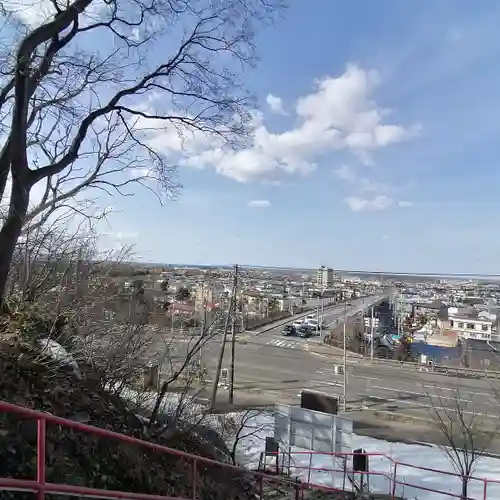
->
<box><xmin>369</xmin><ymin>385</ymin><xmax>500</xmax><ymax>411</ymax></box>
<box><xmin>419</xmin><ymin>384</ymin><xmax>493</xmax><ymax>398</ymax></box>
<box><xmin>310</xmin><ymin>351</ymin><xmax>329</xmax><ymax>359</ymax></box>
<box><xmin>323</xmin><ymin>371</ymin><xmax>496</xmax><ymax>401</ymax></box>
<box><xmin>309</xmin><ymin>380</ymin><xmax>342</xmax><ymax>387</ymax></box>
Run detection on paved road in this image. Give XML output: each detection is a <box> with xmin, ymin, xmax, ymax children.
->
<box><xmin>151</xmin><ymin>326</ymin><xmax>499</xmax><ymax>422</ymax></box>
<box><xmin>154</xmin><ymin>291</ymin><xmax>500</xmax><ymax>422</ymax></box>
<box><xmin>315</xmin><ymin>360</ymin><xmax>500</xmax><ymax>422</ymax></box>
<box><xmin>205</xmin><ymin>336</ymin><xmax>499</xmax><ymax>424</ymax></box>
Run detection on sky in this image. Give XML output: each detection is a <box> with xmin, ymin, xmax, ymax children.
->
<box><xmin>11</xmin><ymin>0</ymin><xmax>500</xmax><ymax>274</ymax></box>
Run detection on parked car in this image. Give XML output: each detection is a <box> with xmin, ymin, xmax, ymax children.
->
<box><xmin>281</xmin><ymin>325</ymin><xmax>296</xmax><ymax>336</ymax></box>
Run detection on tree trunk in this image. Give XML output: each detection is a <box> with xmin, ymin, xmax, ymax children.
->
<box><xmin>0</xmin><ymin>175</ymin><xmax>30</xmax><ymax>308</ymax></box>
<box><xmin>149</xmin><ymin>381</ymin><xmax>169</xmax><ymax>428</ymax></box>
<box><xmin>461</xmin><ymin>477</ymin><xmax>468</xmax><ymax>500</ymax></box>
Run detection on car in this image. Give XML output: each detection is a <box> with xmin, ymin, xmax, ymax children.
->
<box><xmin>298</xmin><ymin>325</ymin><xmax>313</xmax><ymax>338</ymax></box>
<box><xmin>281</xmin><ymin>325</ymin><xmax>296</xmax><ymax>336</ymax></box>
<box><xmin>292</xmin><ymin>320</ymin><xmax>304</xmax><ymax>329</ymax></box>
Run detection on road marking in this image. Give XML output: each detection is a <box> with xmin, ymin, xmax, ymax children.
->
<box><xmin>309</xmin><ymin>380</ymin><xmax>342</xmax><ymax>387</ymax></box>
<box><xmin>369</xmin><ymin>384</ymin><xmax>500</xmax><ymax>408</ymax></box>
<box><xmin>340</xmin><ymin>373</ymin><xmax>498</xmax><ymax>401</ymax></box>
<box><xmin>417</xmin><ymin>383</ymin><xmax>493</xmax><ymax>398</ymax></box>
<box><xmin>365</xmin><ymin>386</ymin><xmax>500</xmax><ymax>416</ymax></box>
<box><xmin>267</xmin><ymin>339</ymin><xmax>298</xmax><ymax>349</ymax></box>
<box><xmin>309</xmin><ymin>351</ymin><xmax>329</xmax><ymax>359</ymax></box>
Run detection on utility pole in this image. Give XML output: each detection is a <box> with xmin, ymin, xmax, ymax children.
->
<box><xmin>198</xmin><ymin>296</ymin><xmax>208</xmax><ymax>372</ymax></box>
<box><xmin>210</xmin><ymin>264</ymin><xmax>239</xmax><ymax>410</ymax></box>
<box><xmin>316</xmin><ymin>300</ymin><xmax>320</xmax><ymax>336</ymax></box>
<box><xmin>228</xmin><ymin>278</ymin><xmax>239</xmax><ymax>404</ymax></box>
<box><xmin>320</xmin><ymin>295</ymin><xmax>325</xmax><ymax>336</ymax></box>
<box><xmin>370</xmin><ymin>306</ymin><xmax>374</xmax><ymax>360</ymax></box>
<box><xmin>342</xmin><ymin>298</ymin><xmax>348</xmax><ymax>412</ymax></box>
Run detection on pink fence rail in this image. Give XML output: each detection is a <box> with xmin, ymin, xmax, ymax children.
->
<box><xmin>0</xmin><ymin>400</ymin><xmax>499</xmax><ymax>499</ymax></box>
<box><xmin>273</xmin><ymin>450</ymin><xmax>500</xmax><ymax>499</ymax></box>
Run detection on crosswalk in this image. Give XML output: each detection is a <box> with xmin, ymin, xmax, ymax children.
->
<box><xmin>265</xmin><ymin>338</ymin><xmax>303</xmax><ymax>349</ymax></box>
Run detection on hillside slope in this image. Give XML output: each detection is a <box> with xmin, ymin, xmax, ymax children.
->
<box><xmin>0</xmin><ymin>349</ymin><xmax>254</xmax><ymax>500</ymax></box>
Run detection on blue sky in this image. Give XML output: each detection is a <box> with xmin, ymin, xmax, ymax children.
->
<box><xmin>98</xmin><ymin>1</ymin><xmax>500</xmax><ymax>274</ymax></box>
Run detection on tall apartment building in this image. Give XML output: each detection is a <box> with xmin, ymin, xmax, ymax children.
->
<box><xmin>316</xmin><ymin>266</ymin><xmax>334</xmax><ymax>289</ymax></box>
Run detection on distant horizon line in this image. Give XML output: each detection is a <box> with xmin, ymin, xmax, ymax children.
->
<box><xmin>133</xmin><ymin>262</ymin><xmax>500</xmax><ymax>280</ymax></box>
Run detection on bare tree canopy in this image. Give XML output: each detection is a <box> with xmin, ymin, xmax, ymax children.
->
<box><xmin>0</xmin><ymin>0</ymin><xmax>282</xmax><ymax>306</ymax></box>
<box><xmin>429</xmin><ymin>388</ymin><xmax>497</xmax><ymax>500</ymax></box>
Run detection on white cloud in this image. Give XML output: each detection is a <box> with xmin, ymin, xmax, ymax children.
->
<box><xmin>334</xmin><ymin>164</ymin><xmax>413</xmax><ymax>211</ymax></box>
<box><xmin>5</xmin><ymin>0</ymin><xmax>105</xmax><ymax>28</ymax></box>
<box><xmin>266</xmin><ymin>94</ymin><xmax>286</xmax><ymax>114</ymax></box>
<box><xmin>397</xmin><ymin>200</ymin><xmax>413</xmax><ymax>208</ymax></box>
<box><xmin>247</xmin><ymin>199</ymin><xmax>271</xmax><ymax>208</ymax></box>
<box><xmin>334</xmin><ymin>165</ymin><xmax>357</xmax><ymax>182</ymax></box>
<box><xmin>345</xmin><ymin>195</ymin><xmax>393</xmax><ymax>212</ymax></box>
<box><xmin>143</xmin><ymin>64</ymin><xmax>420</xmax><ymax>183</ymax></box>
<box><xmin>115</xmin><ymin>231</ymin><xmax>139</xmax><ymax>241</ymax></box>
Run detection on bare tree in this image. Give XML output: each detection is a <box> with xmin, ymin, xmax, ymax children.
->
<box><xmin>428</xmin><ymin>388</ymin><xmax>495</xmax><ymax>499</ymax></box>
<box><xmin>148</xmin><ymin>310</ymin><xmax>224</xmax><ymax>427</ymax></box>
<box><xmin>2</xmin><ymin>216</ymin><xmax>160</xmax><ymax>386</ymax></box>
<box><xmin>0</xmin><ymin>0</ymin><xmax>282</xmax><ymax>307</ymax></box>
<box><xmin>6</xmin><ymin>213</ymin><xmax>102</xmax><ymax>306</ymax></box>
<box><xmin>223</xmin><ymin>408</ymin><xmax>273</xmax><ymax>464</ymax></box>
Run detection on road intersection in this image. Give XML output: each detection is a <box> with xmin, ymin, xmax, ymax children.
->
<box><xmin>149</xmin><ymin>292</ymin><xmax>500</xmax><ymax>444</ymax></box>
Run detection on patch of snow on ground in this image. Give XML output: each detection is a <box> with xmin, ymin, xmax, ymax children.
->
<box><xmin>115</xmin><ymin>387</ymin><xmax>500</xmax><ymax>499</ymax></box>
<box><xmin>235</xmin><ymin>412</ymin><xmax>500</xmax><ymax>500</ymax></box>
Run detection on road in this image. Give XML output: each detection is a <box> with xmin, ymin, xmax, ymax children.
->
<box><xmin>154</xmin><ymin>325</ymin><xmax>500</xmax><ymax>422</ymax></box>
<box><xmin>142</xmin><ymin>288</ymin><xmax>500</xmax><ymax>449</ymax></box>
<box><xmin>146</xmin><ymin>307</ymin><xmax>500</xmax><ymax>448</ymax></box>
<box><xmin>251</xmin><ymin>294</ymin><xmax>386</xmax><ymax>335</ymax></box>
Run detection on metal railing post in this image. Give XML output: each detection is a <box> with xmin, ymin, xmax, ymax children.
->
<box><xmin>391</xmin><ymin>461</ymin><xmax>398</xmax><ymax>499</ymax></box>
<box><xmin>483</xmin><ymin>478</ymin><xmax>488</xmax><ymax>500</ymax></box>
<box><xmin>192</xmin><ymin>457</ymin><xmax>197</xmax><ymax>499</ymax></box>
<box><xmin>36</xmin><ymin>418</ymin><xmax>46</xmax><ymax>500</ymax></box>
<box><xmin>258</xmin><ymin>475</ymin><xmax>263</xmax><ymax>500</ymax></box>
<box><xmin>294</xmin><ymin>478</ymin><xmax>300</xmax><ymax>500</ymax></box>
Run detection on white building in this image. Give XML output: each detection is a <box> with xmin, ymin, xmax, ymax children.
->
<box><xmin>448</xmin><ymin>315</ymin><xmax>499</xmax><ymax>342</ymax></box>
<box><xmin>316</xmin><ymin>266</ymin><xmax>334</xmax><ymax>290</ymax></box>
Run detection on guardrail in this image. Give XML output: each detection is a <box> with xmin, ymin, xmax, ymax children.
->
<box><xmin>1</xmin><ymin>399</ymin><xmax>498</xmax><ymax>499</ymax></box>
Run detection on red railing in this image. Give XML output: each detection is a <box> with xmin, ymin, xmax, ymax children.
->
<box><xmin>272</xmin><ymin>450</ymin><xmax>500</xmax><ymax>499</ymax></box>
<box><xmin>0</xmin><ymin>400</ymin><xmax>499</xmax><ymax>499</ymax></box>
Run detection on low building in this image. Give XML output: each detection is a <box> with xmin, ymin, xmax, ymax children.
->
<box><xmin>194</xmin><ymin>282</ymin><xmax>230</xmax><ymax>311</ymax></box>
<box><xmin>448</xmin><ymin>314</ymin><xmax>499</xmax><ymax>342</ymax></box>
